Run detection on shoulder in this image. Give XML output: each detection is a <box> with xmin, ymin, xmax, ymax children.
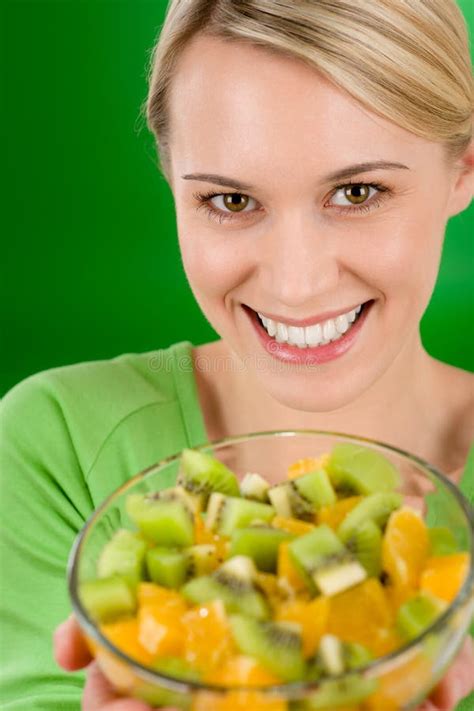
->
<box><xmin>0</xmin><ymin>343</ymin><xmax>192</xmax><ymax>476</ymax></box>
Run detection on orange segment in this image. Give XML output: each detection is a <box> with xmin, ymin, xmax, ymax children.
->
<box><xmin>100</xmin><ymin>618</ymin><xmax>154</xmax><ymax>666</ymax></box>
<box><xmin>317</xmin><ymin>496</ymin><xmax>363</xmax><ymax>530</ymax></box>
<box><xmin>287</xmin><ymin>455</ymin><xmax>329</xmax><ymax>480</ymax></box>
<box><xmin>382</xmin><ymin>507</ymin><xmax>429</xmax><ymax>606</ymax></box>
<box><xmin>193</xmin><ymin>690</ymin><xmax>287</xmax><ymax>711</ymax></box>
<box><xmin>277</xmin><ymin>541</ymin><xmax>309</xmax><ymax>594</ymax></box>
<box><xmin>326</xmin><ymin>579</ymin><xmax>400</xmax><ymax>656</ymax></box>
<box><xmin>194</xmin><ymin>513</ymin><xmax>230</xmax><ymax>559</ymax></box>
<box><xmin>138</xmin><ymin>603</ymin><xmax>187</xmax><ymax>657</ymax></box>
<box><xmin>137</xmin><ymin>582</ymin><xmax>189</xmax><ymax>609</ymax></box>
<box><xmin>363</xmin><ymin>647</ymin><xmax>432</xmax><ymax>709</ymax></box>
<box><xmin>272</xmin><ymin>516</ymin><xmax>316</xmax><ymax>535</ymax></box>
<box><xmin>275</xmin><ymin>596</ymin><xmax>329</xmax><ymax>658</ymax></box>
<box><xmin>205</xmin><ymin>654</ymin><xmax>283</xmax><ymax>687</ymax></box>
<box><xmin>183</xmin><ymin>600</ymin><xmax>237</xmax><ymax>671</ymax></box>
<box><xmin>420</xmin><ymin>553</ymin><xmax>469</xmax><ymax>603</ymax></box>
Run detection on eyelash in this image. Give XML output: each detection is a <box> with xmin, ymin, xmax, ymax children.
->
<box><xmin>192</xmin><ymin>181</ymin><xmax>391</xmax><ymax>224</ymax></box>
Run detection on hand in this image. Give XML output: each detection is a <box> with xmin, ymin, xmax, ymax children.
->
<box><xmin>54</xmin><ymin>615</ymin><xmax>179</xmax><ymax>711</ymax></box>
<box><xmin>416</xmin><ymin>636</ymin><xmax>474</xmax><ymax>711</ymax></box>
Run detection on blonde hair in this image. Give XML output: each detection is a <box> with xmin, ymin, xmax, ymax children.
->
<box><xmin>145</xmin><ymin>0</ymin><xmax>473</xmax><ymax>182</ymax></box>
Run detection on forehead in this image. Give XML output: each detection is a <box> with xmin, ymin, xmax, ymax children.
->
<box><xmin>169</xmin><ymin>34</ymin><xmax>429</xmax><ymax>184</ymax></box>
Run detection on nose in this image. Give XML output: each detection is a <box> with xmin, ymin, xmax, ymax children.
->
<box><xmin>259</xmin><ymin>211</ymin><xmax>340</xmax><ymax>308</ymax></box>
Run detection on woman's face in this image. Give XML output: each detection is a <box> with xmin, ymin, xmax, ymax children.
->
<box><xmin>167</xmin><ymin>34</ymin><xmax>471</xmax><ymax>412</ymax></box>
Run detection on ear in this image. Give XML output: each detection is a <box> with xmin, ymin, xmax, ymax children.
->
<box><xmin>445</xmin><ymin>139</ymin><xmax>474</xmax><ymax>218</ymax></box>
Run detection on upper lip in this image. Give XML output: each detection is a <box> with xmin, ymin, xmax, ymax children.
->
<box><xmin>251</xmin><ymin>301</ymin><xmax>369</xmax><ymax>328</ymax></box>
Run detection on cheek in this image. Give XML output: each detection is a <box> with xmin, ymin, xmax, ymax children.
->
<box><xmin>178</xmin><ymin>228</ymin><xmax>253</xmax><ymax>300</ymax></box>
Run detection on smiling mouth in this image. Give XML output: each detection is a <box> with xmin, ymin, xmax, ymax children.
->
<box><xmin>247</xmin><ymin>301</ymin><xmax>373</xmax><ymax>348</ymax></box>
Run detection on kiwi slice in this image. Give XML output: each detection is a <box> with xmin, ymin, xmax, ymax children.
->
<box><xmin>293</xmin><ymin>468</ymin><xmax>337</xmax><ymax>509</ymax></box>
<box><xmin>298</xmin><ymin>675</ymin><xmax>377</xmax><ymax>709</ymax></box>
<box><xmin>240</xmin><ymin>472</ymin><xmax>271</xmax><ymax>502</ymax></box>
<box><xmin>344</xmin><ymin>641</ymin><xmax>374</xmax><ymax>670</ymax></box>
<box><xmin>205</xmin><ymin>493</ymin><xmax>275</xmax><ymax>536</ymax></box>
<box><xmin>307</xmin><ymin>639</ymin><xmax>374</xmax><ymax>680</ymax></box>
<box><xmin>97</xmin><ymin>528</ymin><xmax>147</xmax><ymax>586</ymax></box>
<box><xmin>289</xmin><ymin>524</ymin><xmax>367</xmax><ymax>595</ymax></box>
<box><xmin>345</xmin><ymin>519</ymin><xmax>382</xmax><ymax>578</ymax></box>
<box><xmin>337</xmin><ymin>491</ymin><xmax>403</xmax><ymax>543</ymax></box>
<box><xmin>185</xmin><ymin>543</ymin><xmax>223</xmax><ymax>577</ymax></box>
<box><xmin>428</xmin><ymin>526</ymin><xmax>458</xmax><ymax>556</ymax></box>
<box><xmin>146</xmin><ymin>547</ymin><xmax>188</xmax><ymax>589</ymax></box>
<box><xmin>79</xmin><ymin>575</ymin><xmax>136</xmax><ymax>623</ymax></box>
<box><xmin>229</xmin><ymin>526</ymin><xmax>294</xmax><ymax>572</ymax></box>
<box><xmin>181</xmin><ymin>556</ymin><xmax>270</xmax><ymax>620</ymax></box>
<box><xmin>229</xmin><ymin>614</ymin><xmax>306</xmax><ymax>681</ymax></box>
<box><xmin>157</xmin><ymin>484</ymin><xmax>202</xmax><ymax>515</ymax></box>
<box><xmin>177</xmin><ymin>448</ymin><xmax>240</xmax><ymax>506</ymax></box>
<box><xmin>327</xmin><ymin>442</ymin><xmax>401</xmax><ymax>495</ymax></box>
<box><xmin>126</xmin><ymin>494</ymin><xmax>194</xmax><ymax>547</ymax></box>
<box><xmin>268</xmin><ymin>483</ymin><xmax>315</xmax><ymax>521</ymax></box>
<box><xmin>396</xmin><ymin>591</ymin><xmax>447</xmax><ymax>641</ymax></box>
<box><xmin>139</xmin><ymin>657</ymin><xmax>199</xmax><ymax>710</ymax></box>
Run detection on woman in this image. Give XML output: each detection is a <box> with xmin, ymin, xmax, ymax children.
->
<box><xmin>1</xmin><ymin>0</ymin><xmax>473</xmax><ymax>709</ymax></box>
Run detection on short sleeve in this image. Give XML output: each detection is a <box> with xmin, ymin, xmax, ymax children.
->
<box><xmin>0</xmin><ymin>374</ymin><xmax>94</xmax><ymax>709</ymax></box>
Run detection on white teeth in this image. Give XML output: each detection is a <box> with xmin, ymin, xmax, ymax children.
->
<box><xmin>257</xmin><ymin>303</ymin><xmax>365</xmax><ymax>347</ymax></box>
<box><xmin>305</xmin><ymin>323</ymin><xmax>322</xmax><ymax>347</ymax></box>
<box><xmin>323</xmin><ymin>319</ymin><xmax>337</xmax><ymax>342</ymax></box>
<box><xmin>335</xmin><ymin>314</ymin><xmax>350</xmax><ymax>334</ymax></box>
<box><xmin>276</xmin><ymin>322</ymin><xmax>288</xmax><ymax>343</ymax></box>
<box><xmin>287</xmin><ymin>325</ymin><xmax>306</xmax><ymax>347</ymax></box>
<box><xmin>266</xmin><ymin>318</ymin><xmax>277</xmax><ymax>337</ymax></box>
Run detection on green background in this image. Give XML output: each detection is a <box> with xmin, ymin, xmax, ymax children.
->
<box><xmin>1</xmin><ymin>0</ymin><xmax>473</xmax><ymax>397</ymax></box>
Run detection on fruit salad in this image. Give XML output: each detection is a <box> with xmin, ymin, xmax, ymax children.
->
<box><xmin>79</xmin><ymin>443</ymin><xmax>470</xmax><ymax>710</ymax></box>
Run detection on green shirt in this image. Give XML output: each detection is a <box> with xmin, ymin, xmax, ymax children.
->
<box><xmin>0</xmin><ymin>341</ymin><xmax>473</xmax><ymax>709</ymax></box>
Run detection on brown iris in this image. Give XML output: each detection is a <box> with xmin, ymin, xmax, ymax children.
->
<box><xmin>222</xmin><ymin>194</ymin><xmax>250</xmax><ymax>212</ymax></box>
<box><xmin>343</xmin><ymin>184</ymin><xmax>370</xmax><ymax>204</ymax></box>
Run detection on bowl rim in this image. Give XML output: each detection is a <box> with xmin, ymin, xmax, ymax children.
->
<box><xmin>67</xmin><ymin>428</ymin><xmax>474</xmax><ymax>697</ymax></box>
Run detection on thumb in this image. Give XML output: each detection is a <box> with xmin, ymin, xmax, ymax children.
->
<box><xmin>53</xmin><ymin>614</ymin><xmax>93</xmax><ymax>671</ymax></box>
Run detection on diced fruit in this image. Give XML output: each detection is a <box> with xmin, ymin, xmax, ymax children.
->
<box><xmin>138</xmin><ymin>590</ymin><xmax>188</xmax><ymax>656</ymax></box>
<box><xmin>229</xmin><ymin>526</ymin><xmax>294</xmax><ymax>572</ymax></box>
<box><xmin>287</xmin><ymin>455</ymin><xmax>329</xmax><ymax>480</ymax></box>
<box><xmin>204</xmin><ymin>654</ymin><xmax>283</xmax><ymax>687</ymax></box>
<box><xmin>272</xmin><ymin>515</ymin><xmax>316</xmax><ymax>535</ymax></box>
<box><xmin>337</xmin><ymin>492</ymin><xmax>403</xmax><ymax>543</ymax></box>
<box><xmin>186</xmin><ymin>543</ymin><xmax>222</xmax><ymax>577</ymax></box>
<box><xmin>382</xmin><ymin>507</ymin><xmax>430</xmax><ymax>605</ymax></box>
<box><xmin>326</xmin><ymin>443</ymin><xmax>401</xmax><ymax>494</ymax></box>
<box><xmin>326</xmin><ymin>579</ymin><xmax>398</xmax><ymax>656</ymax></box>
<box><xmin>100</xmin><ymin>617</ymin><xmax>154</xmax><ymax>666</ymax></box>
<box><xmin>153</xmin><ymin>655</ymin><xmax>202</xmax><ymax>682</ymax></box>
<box><xmin>275</xmin><ymin>596</ymin><xmax>330</xmax><ymax>658</ymax></box>
<box><xmin>427</xmin><ymin>526</ymin><xmax>459</xmax><ymax>556</ymax></box>
<box><xmin>182</xmin><ymin>600</ymin><xmax>236</xmax><ymax>671</ymax></box>
<box><xmin>317</xmin><ymin>496</ymin><xmax>363</xmax><ymax>530</ymax></box>
<box><xmin>419</xmin><ymin>553</ymin><xmax>469</xmax><ymax>603</ymax></box>
<box><xmin>277</xmin><ymin>541</ymin><xmax>310</xmax><ymax>594</ymax></box>
<box><xmin>288</xmin><ymin>525</ymin><xmax>367</xmax><ymax>596</ymax></box>
<box><xmin>178</xmin><ymin>448</ymin><xmax>240</xmax><ymax>504</ymax></box>
<box><xmin>396</xmin><ymin>591</ymin><xmax>447</xmax><ymax>641</ymax></box>
<box><xmin>206</xmin><ymin>494</ymin><xmax>275</xmax><ymax>536</ymax></box>
<box><xmin>193</xmin><ymin>513</ymin><xmax>230</xmax><ymax>559</ymax></box>
<box><xmin>79</xmin><ymin>575</ymin><xmax>136</xmax><ymax>623</ymax></box>
<box><xmin>97</xmin><ymin>529</ymin><xmax>147</xmax><ymax>587</ymax></box>
<box><xmin>240</xmin><ymin>472</ymin><xmax>271</xmax><ymax>502</ymax></box>
<box><xmin>293</xmin><ymin>469</ymin><xmax>337</xmax><ymax>509</ymax></box>
<box><xmin>137</xmin><ymin>582</ymin><xmax>188</xmax><ymax>608</ymax></box>
<box><xmin>268</xmin><ymin>482</ymin><xmax>315</xmax><ymax>521</ymax></box>
<box><xmin>344</xmin><ymin>641</ymin><xmax>374</xmax><ymax>670</ymax></box>
<box><xmin>126</xmin><ymin>494</ymin><xmax>194</xmax><ymax>547</ymax></box>
<box><xmin>345</xmin><ymin>519</ymin><xmax>382</xmax><ymax>578</ymax></box>
<box><xmin>146</xmin><ymin>547</ymin><xmax>188</xmax><ymax>588</ymax></box>
<box><xmin>301</xmin><ymin>674</ymin><xmax>377</xmax><ymax>708</ymax></box>
<box><xmin>317</xmin><ymin>634</ymin><xmax>345</xmax><ymax>675</ymax></box>
<box><xmin>229</xmin><ymin>614</ymin><xmax>306</xmax><ymax>681</ymax></box>
<box><xmin>193</xmin><ymin>690</ymin><xmax>287</xmax><ymax>711</ymax></box>
<box><xmin>181</xmin><ymin>556</ymin><xmax>270</xmax><ymax>620</ymax></box>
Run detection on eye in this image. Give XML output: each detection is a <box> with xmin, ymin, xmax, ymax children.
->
<box><xmin>192</xmin><ymin>190</ymin><xmax>259</xmax><ymax>224</ymax></box>
<box><xmin>331</xmin><ymin>183</ymin><xmax>379</xmax><ymax>207</ymax></box>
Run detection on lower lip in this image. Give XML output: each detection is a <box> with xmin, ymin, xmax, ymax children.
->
<box><xmin>245</xmin><ymin>301</ymin><xmax>374</xmax><ymax>366</ymax></box>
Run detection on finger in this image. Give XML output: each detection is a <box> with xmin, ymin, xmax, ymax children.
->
<box><xmin>82</xmin><ymin>662</ymin><xmax>153</xmax><ymax>711</ymax></box>
<box><xmin>54</xmin><ymin>614</ymin><xmax>93</xmax><ymax>671</ymax></box>
<box><xmin>428</xmin><ymin>637</ymin><xmax>474</xmax><ymax>710</ymax></box>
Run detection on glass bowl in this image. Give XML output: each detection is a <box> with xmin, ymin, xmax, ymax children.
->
<box><xmin>68</xmin><ymin>430</ymin><xmax>474</xmax><ymax>711</ymax></box>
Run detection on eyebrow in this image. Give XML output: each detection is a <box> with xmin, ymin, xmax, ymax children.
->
<box><xmin>181</xmin><ymin>161</ymin><xmax>410</xmax><ymax>191</ymax></box>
